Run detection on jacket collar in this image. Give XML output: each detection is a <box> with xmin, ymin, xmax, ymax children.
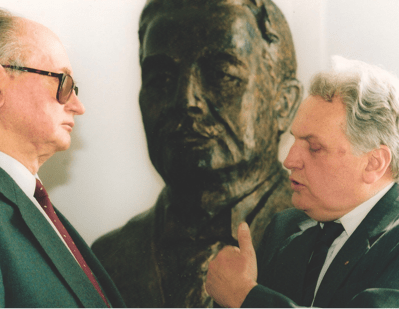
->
<box><xmin>314</xmin><ymin>183</ymin><xmax>399</xmax><ymax>307</ymax></box>
<box><xmin>268</xmin><ymin>184</ymin><xmax>399</xmax><ymax>306</ymax></box>
<box><xmin>0</xmin><ymin>167</ymin><xmax>109</xmax><ymax>308</ymax></box>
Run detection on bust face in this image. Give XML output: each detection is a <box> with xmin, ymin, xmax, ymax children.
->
<box><xmin>139</xmin><ymin>4</ymin><xmax>281</xmax><ymax>186</ymax></box>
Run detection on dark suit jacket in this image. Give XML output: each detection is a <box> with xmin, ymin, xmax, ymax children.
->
<box><xmin>0</xmin><ymin>168</ymin><xmax>125</xmax><ymax>307</ymax></box>
<box><xmin>242</xmin><ymin>183</ymin><xmax>399</xmax><ymax>308</ymax></box>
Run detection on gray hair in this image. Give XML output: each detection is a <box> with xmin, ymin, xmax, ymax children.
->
<box><xmin>309</xmin><ymin>56</ymin><xmax>399</xmax><ymax>180</ymax></box>
<box><xmin>0</xmin><ymin>8</ymin><xmax>26</xmax><ymax>69</ymax></box>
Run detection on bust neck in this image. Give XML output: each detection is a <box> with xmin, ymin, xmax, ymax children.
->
<box><xmin>167</xmin><ymin>161</ymin><xmax>285</xmax><ymax>235</ymax></box>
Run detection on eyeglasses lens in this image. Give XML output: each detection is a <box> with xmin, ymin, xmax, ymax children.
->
<box><xmin>60</xmin><ymin>75</ymin><xmax>76</xmax><ymax>104</ymax></box>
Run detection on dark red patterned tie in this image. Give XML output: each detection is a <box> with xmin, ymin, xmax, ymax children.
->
<box><xmin>34</xmin><ymin>179</ymin><xmax>110</xmax><ymax>307</ymax></box>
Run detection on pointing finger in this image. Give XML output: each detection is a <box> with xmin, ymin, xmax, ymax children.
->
<box><xmin>237</xmin><ymin>222</ymin><xmax>255</xmax><ymax>258</ymax></box>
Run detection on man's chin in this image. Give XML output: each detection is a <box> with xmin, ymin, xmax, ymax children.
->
<box><xmin>55</xmin><ymin>138</ymin><xmax>72</xmax><ymax>152</ymax></box>
<box><xmin>291</xmin><ymin>196</ymin><xmax>317</xmax><ymax>217</ymax></box>
<box><xmin>291</xmin><ymin>193</ymin><xmax>306</xmax><ymax>209</ymax></box>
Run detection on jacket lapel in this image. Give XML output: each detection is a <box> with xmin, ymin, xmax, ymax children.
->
<box><xmin>314</xmin><ymin>184</ymin><xmax>399</xmax><ymax>307</ymax></box>
<box><xmin>267</xmin><ymin>222</ymin><xmax>319</xmax><ymax>304</ymax></box>
<box><xmin>57</xmin><ymin>210</ymin><xmax>126</xmax><ymax>308</ymax></box>
<box><xmin>0</xmin><ymin>169</ymin><xmax>107</xmax><ymax>308</ymax></box>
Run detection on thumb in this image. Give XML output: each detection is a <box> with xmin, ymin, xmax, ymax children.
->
<box><xmin>237</xmin><ymin>222</ymin><xmax>255</xmax><ymax>258</ymax></box>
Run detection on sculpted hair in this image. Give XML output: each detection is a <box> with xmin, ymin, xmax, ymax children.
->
<box><xmin>0</xmin><ymin>8</ymin><xmax>26</xmax><ymax>68</ymax></box>
<box><xmin>309</xmin><ymin>56</ymin><xmax>399</xmax><ymax>180</ymax></box>
<box><xmin>138</xmin><ymin>0</ymin><xmax>298</xmax><ymax>83</ymax></box>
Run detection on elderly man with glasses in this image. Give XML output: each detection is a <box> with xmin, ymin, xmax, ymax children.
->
<box><xmin>0</xmin><ymin>8</ymin><xmax>125</xmax><ymax>307</ymax></box>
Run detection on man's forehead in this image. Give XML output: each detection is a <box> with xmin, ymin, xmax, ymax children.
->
<box><xmin>292</xmin><ymin>96</ymin><xmax>347</xmax><ymax>138</ymax></box>
<box><xmin>16</xmin><ymin>18</ymin><xmax>72</xmax><ymax>74</ymax></box>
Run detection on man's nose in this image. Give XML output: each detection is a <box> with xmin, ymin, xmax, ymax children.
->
<box><xmin>66</xmin><ymin>92</ymin><xmax>85</xmax><ymax>115</ymax></box>
<box><xmin>283</xmin><ymin>142</ymin><xmax>303</xmax><ymax>170</ymax></box>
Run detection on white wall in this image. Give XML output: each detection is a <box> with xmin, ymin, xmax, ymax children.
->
<box><xmin>325</xmin><ymin>0</ymin><xmax>399</xmax><ymax>74</ymax></box>
<box><xmin>1</xmin><ymin>0</ymin><xmax>398</xmax><ymax>245</ymax></box>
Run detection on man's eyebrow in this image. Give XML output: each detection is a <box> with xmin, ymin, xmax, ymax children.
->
<box><xmin>61</xmin><ymin>67</ymin><xmax>72</xmax><ymax>75</ymax></box>
<box><xmin>290</xmin><ymin>131</ymin><xmax>320</xmax><ymax>142</ymax></box>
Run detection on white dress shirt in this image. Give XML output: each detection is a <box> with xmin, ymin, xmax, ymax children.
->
<box><xmin>0</xmin><ymin>151</ymin><xmax>77</xmax><ymax>260</ymax></box>
<box><xmin>298</xmin><ymin>181</ymin><xmax>395</xmax><ymax>306</ymax></box>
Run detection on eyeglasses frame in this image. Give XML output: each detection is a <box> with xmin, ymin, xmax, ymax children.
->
<box><xmin>1</xmin><ymin>65</ymin><xmax>78</xmax><ymax>104</ymax></box>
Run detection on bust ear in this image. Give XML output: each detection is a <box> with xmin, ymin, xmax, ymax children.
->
<box><xmin>274</xmin><ymin>78</ymin><xmax>303</xmax><ymax>133</ymax></box>
<box><xmin>363</xmin><ymin>145</ymin><xmax>392</xmax><ymax>184</ymax></box>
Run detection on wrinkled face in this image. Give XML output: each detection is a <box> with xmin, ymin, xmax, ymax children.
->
<box><xmin>283</xmin><ymin>96</ymin><xmax>369</xmax><ymax>221</ymax></box>
<box><xmin>1</xmin><ymin>19</ymin><xmax>85</xmax><ymax>157</ymax></box>
<box><xmin>139</xmin><ymin>5</ymin><xmax>279</xmax><ymax>185</ymax></box>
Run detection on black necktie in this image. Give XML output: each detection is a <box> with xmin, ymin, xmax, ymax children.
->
<box><xmin>302</xmin><ymin>221</ymin><xmax>344</xmax><ymax>306</ymax></box>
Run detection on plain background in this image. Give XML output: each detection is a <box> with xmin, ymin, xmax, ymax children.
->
<box><xmin>1</xmin><ymin>0</ymin><xmax>399</xmax><ymax>245</ymax></box>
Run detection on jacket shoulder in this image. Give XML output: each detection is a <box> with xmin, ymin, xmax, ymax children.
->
<box><xmin>92</xmin><ymin>205</ymin><xmax>155</xmax><ymax>260</ymax></box>
<box><xmin>256</xmin><ymin>208</ymin><xmax>308</xmax><ymax>268</ymax></box>
<box><xmin>268</xmin><ymin>208</ymin><xmax>308</xmax><ymax>235</ymax></box>
<box><xmin>91</xmin><ymin>205</ymin><xmax>163</xmax><ymax>307</ymax></box>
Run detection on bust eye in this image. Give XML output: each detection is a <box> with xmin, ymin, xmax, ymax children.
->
<box><xmin>198</xmin><ymin>56</ymin><xmax>246</xmax><ymax>90</ymax></box>
<box><xmin>215</xmin><ymin>71</ymin><xmax>240</xmax><ymax>82</ymax></box>
<box><xmin>206</xmin><ymin>69</ymin><xmax>242</xmax><ymax>89</ymax></box>
<box><xmin>144</xmin><ymin>72</ymin><xmax>175</xmax><ymax>89</ymax></box>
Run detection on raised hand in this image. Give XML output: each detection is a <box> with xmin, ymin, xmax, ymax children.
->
<box><xmin>205</xmin><ymin>222</ymin><xmax>258</xmax><ymax>308</ymax></box>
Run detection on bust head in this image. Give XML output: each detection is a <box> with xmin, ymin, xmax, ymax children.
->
<box><xmin>138</xmin><ymin>0</ymin><xmax>302</xmax><ymax>197</ymax></box>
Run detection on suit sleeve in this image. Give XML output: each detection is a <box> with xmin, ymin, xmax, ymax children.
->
<box><xmin>345</xmin><ymin>250</ymin><xmax>399</xmax><ymax>308</ymax></box>
<box><xmin>347</xmin><ymin>289</ymin><xmax>399</xmax><ymax>307</ymax></box>
<box><xmin>0</xmin><ymin>268</ymin><xmax>4</xmax><ymax>307</ymax></box>
<box><xmin>242</xmin><ymin>286</ymin><xmax>399</xmax><ymax>308</ymax></box>
<box><xmin>241</xmin><ymin>285</ymin><xmax>301</xmax><ymax>308</ymax></box>
<box><xmin>345</xmin><ymin>234</ymin><xmax>399</xmax><ymax>308</ymax></box>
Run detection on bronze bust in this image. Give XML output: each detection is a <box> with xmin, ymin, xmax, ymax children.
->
<box><xmin>92</xmin><ymin>0</ymin><xmax>302</xmax><ymax>307</ymax></box>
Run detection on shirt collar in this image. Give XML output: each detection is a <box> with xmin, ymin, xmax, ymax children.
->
<box><xmin>0</xmin><ymin>151</ymin><xmax>37</xmax><ymax>198</ymax></box>
<box><xmin>338</xmin><ymin>182</ymin><xmax>395</xmax><ymax>236</ymax></box>
<box><xmin>299</xmin><ymin>182</ymin><xmax>395</xmax><ymax>234</ymax></box>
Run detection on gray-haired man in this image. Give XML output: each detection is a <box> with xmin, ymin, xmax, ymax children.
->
<box><xmin>206</xmin><ymin>57</ymin><xmax>399</xmax><ymax>308</ymax></box>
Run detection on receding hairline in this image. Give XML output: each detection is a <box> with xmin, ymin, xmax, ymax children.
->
<box><xmin>0</xmin><ymin>9</ymin><xmax>28</xmax><ymax>66</ymax></box>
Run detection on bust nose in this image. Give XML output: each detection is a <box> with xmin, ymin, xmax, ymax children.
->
<box><xmin>174</xmin><ymin>66</ymin><xmax>209</xmax><ymax>117</ymax></box>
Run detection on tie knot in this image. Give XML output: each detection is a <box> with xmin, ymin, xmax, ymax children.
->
<box><xmin>318</xmin><ymin>221</ymin><xmax>344</xmax><ymax>247</ymax></box>
<box><xmin>34</xmin><ymin>179</ymin><xmax>49</xmax><ymax>199</ymax></box>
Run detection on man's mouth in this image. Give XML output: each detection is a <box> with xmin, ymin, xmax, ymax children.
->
<box><xmin>62</xmin><ymin>122</ymin><xmax>74</xmax><ymax>131</ymax></box>
<box><xmin>289</xmin><ymin>177</ymin><xmax>305</xmax><ymax>190</ymax></box>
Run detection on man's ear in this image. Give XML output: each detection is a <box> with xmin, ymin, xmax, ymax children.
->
<box><xmin>0</xmin><ymin>65</ymin><xmax>9</xmax><ymax>108</ymax></box>
<box><xmin>363</xmin><ymin>145</ymin><xmax>392</xmax><ymax>184</ymax></box>
<box><xmin>274</xmin><ymin>79</ymin><xmax>303</xmax><ymax>133</ymax></box>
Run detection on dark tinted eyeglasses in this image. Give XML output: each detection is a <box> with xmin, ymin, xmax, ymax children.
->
<box><xmin>1</xmin><ymin>65</ymin><xmax>78</xmax><ymax>104</ymax></box>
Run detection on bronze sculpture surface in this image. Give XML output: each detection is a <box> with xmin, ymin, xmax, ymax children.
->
<box><xmin>92</xmin><ymin>0</ymin><xmax>302</xmax><ymax>307</ymax></box>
